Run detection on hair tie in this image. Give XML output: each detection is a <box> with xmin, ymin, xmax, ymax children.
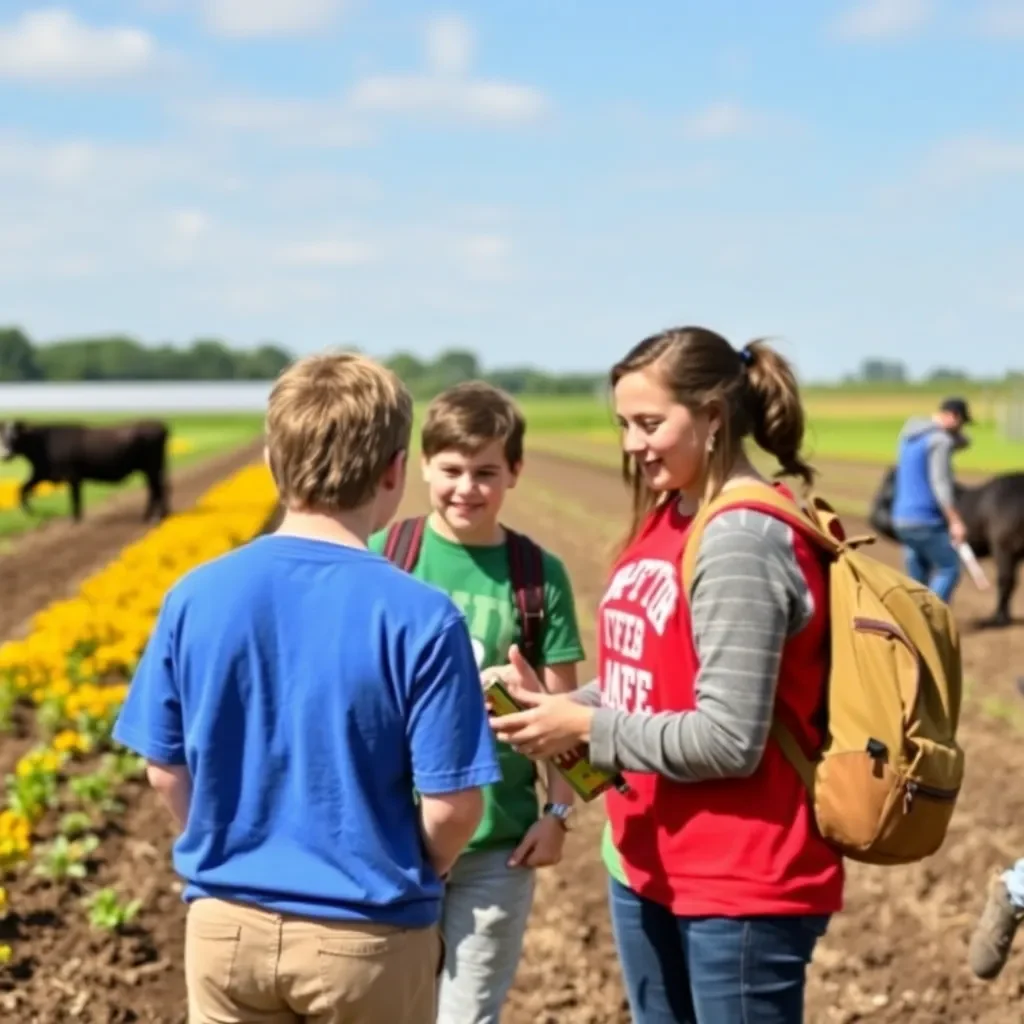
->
<box><xmin>739</xmin><ymin>348</ymin><xmax>754</xmax><ymax>367</ymax></box>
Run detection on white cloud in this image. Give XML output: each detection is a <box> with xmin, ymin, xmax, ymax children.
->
<box><xmin>275</xmin><ymin>239</ymin><xmax>376</xmax><ymax>267</ymax></box>
<box><xmin>975</xmin><ymin>2</ymin><xmax>1024</xmax><ymax>38</ymax></box>
<box><xmin>0</xmin><ymin>133</ymin><xmax>255</xmax><ymax>283</ymax></box>
<box><xmin>461</xmin><ymin>234</ymin><xmax>507</xmax><ymax>262</ymax></box>
<box><xmin>918</xmin><ymin>135</ymin><xmax>1024</xmax><ymax>189</ymax></box>
<box><xmin>191</xmin><ymin>95</ymin><xmax>370</xmax><ymax>148</ymax></box>
<box><xmin>0</xmin><ymin>8</ymin><xmax>158</xmax><ymax>82</ymax></box>
<box><xmin>683</xmin><ymin>102</ymin><xmax>753</xmax><ymax>139</ymax></box>
<box><xmin>173</xmin><ymin>14</ymin><xmax>546</xmax><ymax>136</ymax></box>
<box><xmin>347</xmin><ymin>14</ymin><xmax>548</xmax><ymax>124</ymax></box>
<box><xmin>162</xmin><ymin>209</ymin><xmax>210</xmax><ymax>267</ymax></box>
<box><xmin>830</xmin><ymin>0</ymin><xmax>933</xmax><ymax>41</ymax></box>
<box><xmin>350</xmin><ymin>77</ymin><xmax>546</xmax><ymax>123</ymax></box>
<box><xmin>619</xmin><ymin>163</ymin><xmax>721</xmax><ymax>192</ymax></box>
<box><xmin>426</xmin><ymin>14</ymin><xmax>474</xmax><ymax>75</ymax></box>
<box><xmin>172</xmin><ymin>209</ymin><xmax>209</xmax><ymax>242</ymax></box>
<box><xmin>206</xmin><ymin>278</ymin><xmax>336</xmax><ymax>316</ymax></box>
<box><xmin>262</xmin><ymin>170</ymin><xmax>381</xmax><ymax>206</ymax></box>
<box><xmin>201</xmin><ymin>0</ymin><xmax>345</xmax><ymax>38</ymax></box>
<box><xmin>0</xmin><ymin>137</ymin><xmax>102</xmax><ymax>187</ymax></box>
<box><xmin>0</xmin><ymin>134</ymin><xmax>233</xmax><ymax>193</ymax></box>
<box><xmin>682</xmin><ymin>101</ymin><xmax>799</xmax><ymax>140</ymax></box>
<box><xmin>457</xmin><ymin>234</ymin><xmax>511</xmax><ymax>281</ymax></box>
<box><xmin>1001</xmin><ymin>288</ymin><xmax>1024</xmax><ymax>312</ymax></box>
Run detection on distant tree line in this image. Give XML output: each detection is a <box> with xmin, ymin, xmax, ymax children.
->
<box><xmin>0</xmin><ymin>327</ymin><xmax>292</xmax><ymax>382</ymax></box>
<box><xmin>843</xmin><ymin>358</ymin><xmax>1023</xmax><ymax>387</ymax></box>
<box><xmin>0</xmin><ymin>327</ymin><xmax>605</xmax><ymax>395</ymax></box>
<box><xmin>8</xmin><ymin>326</ymin><xmax>1014</xmax><ymax>393</ymax></box>
<box><xmin>383</xmin><ymin>349</ymin><xmax>602</xmax><ymax>396</ymax></box>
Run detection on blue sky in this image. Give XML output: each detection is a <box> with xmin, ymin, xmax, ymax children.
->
<box><xmin>0</xmin><ymin>0</ymin><xmax>1021</xmax><ymax>382</ymax></box>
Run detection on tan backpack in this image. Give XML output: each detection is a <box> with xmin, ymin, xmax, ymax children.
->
<box><xmin>680</xmin><ymin>482</ymin><xmax>966</xmax><ymax>867</ymax></box>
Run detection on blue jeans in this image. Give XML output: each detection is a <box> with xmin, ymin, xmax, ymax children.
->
<box><xmin>608</xmin><ymin>877</ymin><xmax>830</xmax><ymax>1023</ymax></box>
<box><xmin>893</xmin><ymin>522</ymin><xmax>961</xmax><ymax>603</ymax></box>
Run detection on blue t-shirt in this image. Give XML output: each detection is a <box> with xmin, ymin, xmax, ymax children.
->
<box><xmin>112</xmin><ymin>533</ymin><xmax>503</xmax><ymax>927</ymax></box>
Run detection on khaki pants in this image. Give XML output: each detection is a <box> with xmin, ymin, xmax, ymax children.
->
<box><xmin>185</xmin><ymin>897</ymin><xmax>442</xmax><ymax>1024</ymax></box>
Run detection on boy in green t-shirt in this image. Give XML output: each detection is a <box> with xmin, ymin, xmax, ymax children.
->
<box><xmin>369</xmin><ymin>380</ymin><xmax>585</xmax><ymax>1024</ymax></box>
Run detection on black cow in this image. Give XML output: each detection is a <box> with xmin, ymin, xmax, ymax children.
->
<box><xmin>0</xmin><ymin>419</ymin><xmax>171</xmax><ymax>523</ymax></box>
<box><xmin>868</xmin><ymin>464</ymin><xmax>1024</xmax><ymax>628</ymax></box>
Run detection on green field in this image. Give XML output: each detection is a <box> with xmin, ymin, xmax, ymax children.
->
<box><xmin>3</xmin><ymin>384</ymin><xmax>1021</xmax><ymax>541</ymax></box>
<box><xmin>0</xmin><ymin>413</ymin><xmax>264</xmax><ymax>538</ymax></box>
<box><xmin>516</xmin><ymin>387</ymin><xmax>1024</xmax><ymax>475</ymax></box>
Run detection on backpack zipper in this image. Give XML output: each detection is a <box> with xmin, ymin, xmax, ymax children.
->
<box><xmin>903</xmin><ymin>779</ymin><xmax>960</xmax><ymax>813</ymax></box>
<box><xmin>853</xmin><ymin>615</ymin><xmax>912</xmax><ymax>648</ymax></box>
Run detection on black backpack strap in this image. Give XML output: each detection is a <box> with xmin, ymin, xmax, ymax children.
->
<box><xmin>382</xmin><ymin>516</ymin><xmax>427</xmax><ymax>571</ymax></box>
<box><xmin>505</xmin><ymin>526</ymin><xmax>546</xmax><ymax>673</ymax></box>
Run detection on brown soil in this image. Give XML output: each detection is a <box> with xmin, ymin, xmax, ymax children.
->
<box><xmin>0</xmin><ymin>449</ymin><xmax>1022</xmax><ymax>1023</ymax></box>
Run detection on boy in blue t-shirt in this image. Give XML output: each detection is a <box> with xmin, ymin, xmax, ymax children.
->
<box><xmin>112</xmin><ymin>351</ymin><xmax>502</xmax><ymax>1024</ymax></box>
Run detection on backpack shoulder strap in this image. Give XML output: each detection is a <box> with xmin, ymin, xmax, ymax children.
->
<box><xmin>679</xmin><ymin>483</ymin><xmax>849</xmax><ymax>599</ymax></box>
<box><xmin>678</xmin><ymin>483</ymin><xmax>877</xmax><ymax>793</ymax></box>
<box><xmin>382</xmin><ymin>516</ymin><xmax>427</xmax><ymax>572</ymax></box>
<box><xmin>504</xmin><ymin>526</ymin><xmax>546</xmax><ymax>672</ymax></box>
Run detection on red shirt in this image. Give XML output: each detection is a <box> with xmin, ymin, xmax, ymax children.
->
<box><xmin>598</xmin><ymin>493</ymin><xmax>844</xmax><ymax>917</ymax></box>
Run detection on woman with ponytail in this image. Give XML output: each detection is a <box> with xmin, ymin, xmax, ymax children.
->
<box><xmin>489</xmin><ymin>326</ymin><xmax>843</xmax><ymax>1023</ymax></box>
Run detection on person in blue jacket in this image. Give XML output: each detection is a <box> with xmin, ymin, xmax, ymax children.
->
<box><xmin>890</xmin><ymin>396</ymin><xmax>972</xmax><ymax>604</ymax></box>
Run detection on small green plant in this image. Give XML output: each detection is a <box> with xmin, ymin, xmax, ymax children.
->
<box><xmin>69</xmin><ymin>772</ymin><xmax>124</xmax><ymax>815</ymax></box>
<box><xmin>66</xmin><ymin>642</ymin><xmax>99</xmax><ymax>673</ymax></box>
<box><xmin>35</xmin><ymin>693</ymin><xmax>67</xmax><ymax>738</ymax></box>
<box><xmin>6</xmin><ymin>768</ymin><xmax>59</xmax><ymax>824</ymax></box>
<box><xmin>0</xmin><ymin>676</ymin><xmax>17</xmax><ymax>734</ymax></box>
<box><xmin>101</xmin><ymin>750</ymin><xmax>146</xmax><ymax>783</ymax></box>
<box><xmin>59</xmin><ymin>811</ymin><xmax>94</xmax><ymax>838</ymax></box>
<box><xmin>85</xmin><ymin>887</ymin><xmax>141</xmax><ymax>932</ymax></box>
<box><xmin>74</xmin><ymin>707</ymin><xmax>118</xmax><ymax>751</ymax></box>
<box><xmin>32</xmin><ymin>834</ymin><xmax>99</xmax><ymax>882</ymax></box>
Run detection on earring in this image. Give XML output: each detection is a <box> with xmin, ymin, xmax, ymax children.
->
<box><xmin>706</xmin><ymin>432</ymin><xmax>717</xmax><ymax>454</ymax></box>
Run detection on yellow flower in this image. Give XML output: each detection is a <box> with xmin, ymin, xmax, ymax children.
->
<box><xmin>0</xmin><ymin>809</ymin><xmax>32</xmax><ymax>869</ymax></box>
<box><xmin>0</xmin><ymin>463</ymin><xmax>278</xmax><ymax>785</ymax></box>
<box><xmin>52</xmin><ymin>730</ymin><xmax>89</xmax><ymax>755</ymax></box>
<box><xmin>0</xmin><ymin>944</ymin><xmax>12</xmax><ymax>965</ymax></box>
<box><xmin>15</xmin><ymin>748</ymin><xmax>63</xmax><ymax>779</ymax></box>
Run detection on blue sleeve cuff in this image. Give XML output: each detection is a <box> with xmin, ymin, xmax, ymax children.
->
<box><xmin>112</xmin><ymin>721</ymin><xmax>186</xmax><ymax>766</ymax></box>
<box><xmin>414</xmin><ymin>761</ymin><xmax>503</xmax><ymax>796</ymax></box>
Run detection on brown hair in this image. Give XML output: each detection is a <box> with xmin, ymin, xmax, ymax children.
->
<box><xmin>422</xmin><ymin>380</ymin><xmax>525</xmax><ymax>468</ymax></box>
<box><xmin>265</xmin><ymin>350</ymin><xmax>412</xmax><ymax>511</ymax></box>
<box><xmin>609</xmin><ymin>326</ymin><xmax>814</xmax><ymax>547</ymax></box>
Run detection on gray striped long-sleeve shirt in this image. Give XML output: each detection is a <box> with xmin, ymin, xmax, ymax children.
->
<box><xmin>574</xmin><ymin>508</ymin><xmax>814</xmax><ymax>783</ymax></box>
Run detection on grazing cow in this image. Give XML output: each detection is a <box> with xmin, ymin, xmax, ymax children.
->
<box><xmin>0</xmin><ymin>418</ymin><xmax>170</xmax><ymax>523</ymax></box>
<box><xmin>869</xmin><ymin>464</ymin><xmax>1024</xmax><ymax>628</ymax></box>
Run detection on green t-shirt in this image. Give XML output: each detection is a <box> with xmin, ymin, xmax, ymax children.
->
<box><xmin>368</xmin><ymin>518</ymin><xmax>586</xmax><ymax>852</ymax></box>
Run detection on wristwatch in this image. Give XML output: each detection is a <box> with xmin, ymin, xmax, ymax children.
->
<box><xmin>543</xmin><ymin>802</ymin><xmax>575</xmax><ymax>831</ymax></box>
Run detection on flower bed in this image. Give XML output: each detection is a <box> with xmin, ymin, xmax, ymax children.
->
<box><xmin>0</xmin><ymin>462</ymin><xmax>278</xmax><ymax>969</ymax></box>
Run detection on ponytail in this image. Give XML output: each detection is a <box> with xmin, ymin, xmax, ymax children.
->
<box><xmin>741</xmin><ymin>338</ymin><xmax>816</xmax><ymax>489</ymax></box>
<box><xmin>606</xmin><ymin>326</ymin><xmax>816</xmax><ymax>560</ymax></box>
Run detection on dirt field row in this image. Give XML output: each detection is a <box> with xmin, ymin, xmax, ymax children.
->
<box><xmin>0</xmin><ymin>448</ymin><xmax>1021</xmax><ymax>1022</ymax></box>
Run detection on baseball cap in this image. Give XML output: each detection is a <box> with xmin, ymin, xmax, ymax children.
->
<box><xmin>940</xmin><ymin>397</ymin><xmax>973</xmax><ymax>424</ymax></box>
